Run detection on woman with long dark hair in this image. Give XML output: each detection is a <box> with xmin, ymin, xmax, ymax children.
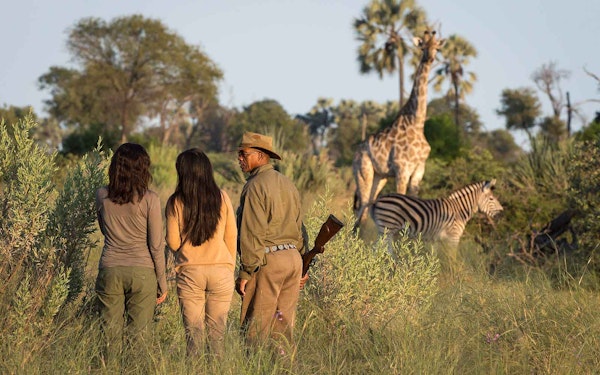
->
<box><xmin>166</xmin><ymin>148</ymin><xmax>237</xmax><ymax>356</ymax></box>
<box><xmin>95</xmin><ymin>143</ymin><xmax>167</xmax><ymax>355</ymax></box>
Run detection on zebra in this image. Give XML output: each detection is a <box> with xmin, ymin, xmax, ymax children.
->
<box><xmin>370</xmin><ymin>179</ymin><xmax>503</xmax><ymax>248</ymax></box>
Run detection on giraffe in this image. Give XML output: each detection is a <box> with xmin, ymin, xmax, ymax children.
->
<box><xmin>353</xmin><ymin>30</ymin><xmax>445</xmax><ymax>230</ymax></box>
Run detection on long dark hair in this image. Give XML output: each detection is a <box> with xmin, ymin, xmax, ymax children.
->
<box><xmin>108</xmin><ymin>143</ymin><xmax>152</xmax><ymax>204</ymax></box>
<box><xmin>167</xmin><ymin>148</ymin><xmax>222</xmax><ymax>246</ymax></box>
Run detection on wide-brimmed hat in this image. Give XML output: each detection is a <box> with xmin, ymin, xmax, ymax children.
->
<box><xmin>238</xmin><ymin>131</ymin><xmax>282</xmax><ymax>160</ymax></box>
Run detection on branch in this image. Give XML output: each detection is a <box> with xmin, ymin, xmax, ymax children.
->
<box><xmin>583</xmin><ymin>66</ymin><xmax>600</xmax><ymax>84</ymax></box>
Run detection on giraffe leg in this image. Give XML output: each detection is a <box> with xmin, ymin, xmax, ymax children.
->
<box><xmin>395</xmin><ymin>168</ymin><xmax>411</xmax><ymax>195</ymax></box>
<box><xmin>352</xmin><ymin>152</ymin><xmax>374</xmax><ymax>228</ymax></box>
<box><xmin>407</xmin><ymin>162</ymin><xmax>426</xmax><ymax>196</ymax></box>
<box><xmin>371</xmin><ymin>176</ymin><xmax>388</xmax><ymax>205</ymax></box>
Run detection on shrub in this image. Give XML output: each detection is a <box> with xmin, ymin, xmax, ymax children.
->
<box><xmin>302</xmin><ymin>195</ymin><xmax>440</xmax><ymax>326</ymax></box>
<box><xmin>567</xmin><ymin>139</ymin><xmax>600</xmax><ymax>270</ymax></box>
<box><xmin>0</xmin><ymin>116</ymin><xmax>109</xmax><ymax>369</ymax></box>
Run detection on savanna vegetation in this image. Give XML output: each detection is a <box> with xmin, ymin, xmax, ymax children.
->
<box><xmin>2</xmin><ymin>1</ymin><xmax>600</xmax><ymax>373</ymax></box>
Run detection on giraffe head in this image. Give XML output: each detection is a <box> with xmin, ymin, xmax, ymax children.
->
<box><xmin>412</xmin><ymin>30</ymin><xmax>445</xmax><ymax>64</ymax></box>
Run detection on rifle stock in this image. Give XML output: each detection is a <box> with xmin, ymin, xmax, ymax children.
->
<box><xmin>301</xmin><ymin>214</ymin><xmax>344</xmax><ymax>276</ymax></box>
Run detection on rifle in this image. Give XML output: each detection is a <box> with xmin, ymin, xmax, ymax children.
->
<box><xmin>301</xmin><ymin>214</ymin><xmax>344</xmax><ymax>276</ymax></box>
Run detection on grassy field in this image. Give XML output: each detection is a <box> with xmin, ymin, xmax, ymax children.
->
<box><xmin>2</xmin><ymin>117</ymin><xmax>600</xmax><ymax>374</ymax></box>
<box><xmin>5</xmin><ymin>195</ymin><xmax>600</xmax><ymax>374</ymax></box>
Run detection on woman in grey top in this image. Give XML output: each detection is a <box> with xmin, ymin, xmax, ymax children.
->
<box><xmin>95</xmin><ymin>143</ymin><xmax>167</xmax><ymax>355</ymax></box>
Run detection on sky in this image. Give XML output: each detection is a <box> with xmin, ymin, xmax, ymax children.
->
<box><xmin>1</xmin><ymin>0</ymin><xmax>599</xmax><ymax>149</ymax></box>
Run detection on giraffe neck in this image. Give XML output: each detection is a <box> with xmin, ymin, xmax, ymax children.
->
<box><xmin>398</xmin><ymin>57</ymin><xmax>432</xmax><ymax>128</ymax></box>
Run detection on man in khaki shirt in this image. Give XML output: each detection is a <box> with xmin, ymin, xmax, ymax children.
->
<box><xmin>235</xmin><ymin>131</ymin><xmax>308</xmax><ymax>353</ymax></box>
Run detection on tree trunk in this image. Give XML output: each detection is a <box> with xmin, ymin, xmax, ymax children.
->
<box><xmin>398</xmin><ymin>55</ymin><xmax>405</xmax><ymax>107</ymax></box>
<box><xmin>566</xmin><ymin>91</ymin><xmax>572</xmax><ymax>137</ymax></box>
<box><xmin>453</xmin><ymin>80</ymin><xmax>460</xmax><ymax>131</ymax></box>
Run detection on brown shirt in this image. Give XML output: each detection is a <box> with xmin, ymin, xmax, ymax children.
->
<box><xmin>237</xmin><ymin>164</ymin><xmax>304</xmax><ymax>280</ymax></box>
<box><xmin>165</xmin><ymin>190</ymin><xmax>237</xmax><ymax>271</ymax></box>
<box><xmin>95</xmin><ymin>187</ymin><xmax>167</xmax><ymax>296</ymax></box>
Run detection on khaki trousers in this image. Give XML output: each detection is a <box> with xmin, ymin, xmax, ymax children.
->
<box><xmin>240</xmin><ymin>249</ymin><xmax>302</xmax><ymax>348</ymax></box>
<box><xmin>176</xmin><ymin>264</ymin><xmax>234</xmax><ymax>356</ymax></box>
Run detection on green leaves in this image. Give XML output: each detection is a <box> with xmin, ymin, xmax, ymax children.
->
<box><xmin>39</xmin><ymin>15</ymin><xmax>223</xmax><ymax>146</ymax></box>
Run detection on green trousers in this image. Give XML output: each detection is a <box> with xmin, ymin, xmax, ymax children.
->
<box><xmin>95</xmin><ymin>266</ymin><xmax>157</xmax><ymax>357</ymax></box>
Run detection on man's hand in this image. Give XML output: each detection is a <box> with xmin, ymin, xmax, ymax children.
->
<box><xmin>156</xmin><ymin>292</ymin><xmax>167</xmax><ymax>305</ymax></box>
<box><xmin>236</xmin><ymin>277</ymin><xmax>248</xmax><ymax>296</ymax></box>
<box><xmin>299</xmin><ymin>272</ymin><xmax>309</xmax><ymax>290</ymax></box>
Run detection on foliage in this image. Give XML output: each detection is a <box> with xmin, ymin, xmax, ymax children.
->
<box><xmin>0</xmin><ymin>105</ymin><xmax>61</xmax><ymax>150</ymax></box>
<box><xmin>424</xmin><ymin>113</ymin><xmax>462</xmax><ymax>161</ymax></box>
<box><xmin>38</xmin><ymin>14</ymin><xmax>223</xmax><ymax>145</ymax></box>
<box><xmin>328</xmin><ymin>99</ymin><xmax>386</xmax><ymax>166</ymax></box>
<box><xmin>496</xmin><ymin>87</ymin><xmax>542</xmax><ymax>138</ymax></box>
<box><xmin>277</xmin><ymin>149</ymin><xmax>341</xmax><ymax>194</ymax></box>
<box><xmin>505</xmin><ymin>136</ymin><xmax>571</xmax><ymax>228</ymax></box>
<box><xmin>567</xmin><ymin>139</ymin><xmax>600</xmax><ymax>269</ymax></box>
<box><xmin>427</xmin><ymin>97</ymin><xmax>483</xmax><ymax>135</ymax></box>
<box><xmin>186</xmin><ymin>103</ymin><xmax>237</xmax><ymax>152</ymax></box>
<box><xmin>0</xmin><ymin>105</ymin><xmax>38</xmax><ymax>136</ymax></box>
<box><xmin>471</xmin><ymin>129</ymin><xmax>523</xmax><ymax>164</ymax></box>
<box><xmin>532</xmin><ymin>61</ymin><xmax>570</xmax><ymax>119</ymax></box>
<box><xmin>2</xmin><ymin>127</ymin><xmax>600</xmax><ymax>373</ymax></box>
<box><xmin>574</xmin><ymin>118</ymin><xmax>600</xmax><ymax>142</ymax></box>
<box><xmin>147</xmin><ymin>142</ymin><xmax>180</xmax><ymax>195</ymax></box>
<box><xmin>303</xmin><ymin>196</ymin><xmax>440</xmax><ymax>325</ymax></box>
<box><xmin>228</xmin><ymin>99</ymin><xmax>309</xmax><ymax>154</ymax></box>
<box><xmin>61</xmin><ymin>122</ymin><xmax>119</xmax><ymax>155</ymax></box>
<box><xmin>538</xmin><ymin>115</ymin><xmax>567</xmax><ymax>142</ymax></box>
<box><xmin>296</xmin><ymin>97</ymin><xmax>336</xmax><ymax>155</ymax></box>
<box><xmin>354</xmin><ymin>0</ymin><xmax>428</xmax><ymax>106</ymax></box>
<box><xmin>45</xmin><ymin>141</ymin><xmax>110</xmax><ymax>300</ymax></box>
<box><xmin>420</xmin><ymin>146</ymin><xmax>507</xmax><ymax>195</ymax></box>
<box><xmin>490</xmin><ymin>137</ymin><xmax>574</xmax><ymax>280</ymax></box>
<box><xmin>0</xmin><ymin>116</ymin><xmax>108</xmax><ymax>369</ymax></box>
<box><xmin>432</xmin><ymin>33</ymin><xmax>478</xmax><ymax>129</ymax></box>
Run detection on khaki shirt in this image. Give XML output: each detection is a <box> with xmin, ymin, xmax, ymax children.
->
<box><xmin>237</xmin><ymin>164</ymin><xmax>304</xmax><ymax>280</ymax></box>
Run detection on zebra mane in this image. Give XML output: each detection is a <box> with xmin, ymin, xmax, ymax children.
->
<box><xmin>446</xmin><ymin>181</ymin><xmax>488</xmax><ymax>201</ymax></box>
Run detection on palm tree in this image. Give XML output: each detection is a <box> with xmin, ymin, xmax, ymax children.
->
<box><xmin>432</xmin><ymin>34</ymin><xmax>478</xmax><ymax>131</ymax></box>
<box><xmin>354</xmin><ymin>0</ymin><xmax>427</xmax><ymax>107</ymax></box>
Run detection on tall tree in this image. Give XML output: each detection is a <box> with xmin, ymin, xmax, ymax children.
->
<box><xmin>354</xmin><ymin>0</ymin><xmax>427</xmax><ymax>107</ymax></box>
<box><xmin>427</xmin><ymin>97</ymin><xmax>483</xmax><ymax>135</ymax></box>
<box><xmin>296</xmin><ymin>98</ymin><xmax>336</xmax><ymax>154</ymax></box>
<box><xmin>531</xmin><ymin>62</ymin><xmax>570</xmax><ymax>139</ymax></box>
<box><xmin>39</xmin><ymin>15</ymin><xmax>222</xmax><ymax>144</ymax></box>
<box><xmin>329</xmin><ymin>99</ymin><xmax>385</xmax><ymax>166</ymax></box>
<box><xmin>496</xmin><ymin>87</ymin><xmax>542</xmax><ymax>140</ymax></box>
<box><xmin>432</xmin><ymin>34</ymin><xmax>478</xmax><ymax>130</ymax></box>
<box><xmin>532</xmin><ymin>62</ymin><xmax>569</xmax><ymax>119</ymax></box>
<box><xmin>228</xmin><ymin>99</ymin><xmax>309</xmax><ymax>154</ymax></box>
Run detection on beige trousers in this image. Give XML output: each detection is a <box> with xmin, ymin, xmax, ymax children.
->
<box><xmin>176</xmin><ymin>264</ymin><xmax>234</xmax><ymax>356</ymax></box>
<box><xmin>240</xmin><ymin>249</ymin><xmax>302</xmax><ymax>348</ymax></box>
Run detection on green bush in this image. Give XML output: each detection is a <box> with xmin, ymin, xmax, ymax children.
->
<box><xmin>0</xmin><ymin>116</ymin><xmax>108</xmax><ymax>370</ymax></box>
<box><xmin>302</xmin><ymin>195</ymin><xmax>440</xmax><ymax>326</ymax></box>
<box><xmin>567</xmin><ymin>139</ymin><xmax>600</xmax><ymax>271</ymax></box>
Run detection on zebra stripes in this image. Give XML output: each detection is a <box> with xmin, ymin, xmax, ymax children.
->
<box><xmin>370</xmin><ymin>180</ymin><xmax>503</xmax><ymax>247</ymax></box>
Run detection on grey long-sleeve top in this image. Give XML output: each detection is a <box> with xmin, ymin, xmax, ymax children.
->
<box><xmin>96</xmin><ymin>187</ymin><xmax>167</xmax><ymax>296</ymax></box>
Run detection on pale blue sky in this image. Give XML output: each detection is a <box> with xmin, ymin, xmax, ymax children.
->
<box><xmin>1</xmin><ymin>0</ymin><xmax>598</xmax><ymax>148</ymax></box>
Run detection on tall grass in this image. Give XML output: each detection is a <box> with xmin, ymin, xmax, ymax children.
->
<box><xmin>2</xmin><ymin>119</ymin><xmax>600</xmax><ymax>374</ymax></box>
